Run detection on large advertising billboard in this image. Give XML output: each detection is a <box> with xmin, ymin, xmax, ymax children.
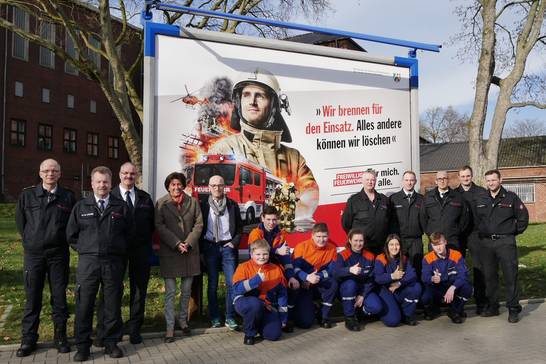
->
<box><xmin>146</xmin><ymin>28</ymin><xmax>418</xmax><ymax>246</ymax></box>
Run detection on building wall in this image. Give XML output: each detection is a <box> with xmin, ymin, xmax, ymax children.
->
<box><xmin>420</xmin><ymin>166</ymin><xmax>546</xmax><ymax>223</ymax></box>
<box><xmin>0</xmin><ymin>5</ymin><xmax>140</xmax><ymax>201</ymax></box>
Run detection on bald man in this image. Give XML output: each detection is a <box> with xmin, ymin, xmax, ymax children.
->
<box><xmin>419</xmin><ymin>171</ymin><xmax>470</xmax><ymax>251</ymax></box>
<box><xmin>15</xmin><ymin>159</ymin><xmax>76</xmax><ymax>357</ymax></box>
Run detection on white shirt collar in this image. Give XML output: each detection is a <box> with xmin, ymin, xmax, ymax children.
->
<box><xmin>94</xmin><ymin>194</ymin><xmax>110</xmax><ymax>206</ymax></box>
<box><xmin>43</xmin><ymin>184</ymin><xmax>57</xmax><ymax>194</ymax></box>
<box><xmin>118</xmin><ymin>184</ymin><xmax>135</xmax><ymax>198</ymax></box>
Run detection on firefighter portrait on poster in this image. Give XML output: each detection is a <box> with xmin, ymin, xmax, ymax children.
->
<box><xmin>175</xmin><ymin>68</ymin><xmax>318</xmax><ymax>232</ymax></box>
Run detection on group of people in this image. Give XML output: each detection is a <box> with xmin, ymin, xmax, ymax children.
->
<box><xmin>15</xmin><ymin>158</ymin><xmax>529</xmax><ymax>361</ymax></box>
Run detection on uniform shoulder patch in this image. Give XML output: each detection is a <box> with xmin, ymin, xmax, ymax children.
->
<box><xmin>22</xmin><ymin>185</ymin><xmax>36</xmax><ymax>191</ymax></box>
<box><xmin>424</xmin><ymin>251</ymin><xmax>437</xmax><ymax>264</ymax></box>
<box><xmin>376</xmin><ymin>254</ymin><xmax>388</xmax><ymax>266</ymax></box>
<box><xmin>340</xmin><ymin>249</ymin><xmax>352</xmax><ymax>261</ymax></box>
<box><xmin>449</xmin><ymin>249</ymin><xmax>462</xmax><ymax>263</ymax></box>
<box><xmin>362</xmin><ymin>250</ymin><xmax>375</xmax><ymax>261</ymax></box>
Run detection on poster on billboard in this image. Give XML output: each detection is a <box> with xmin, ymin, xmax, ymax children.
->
<box><xmin>147</xmin><ymin>29</ymin><xmax>418</xmax><ymax>247</ymax></box>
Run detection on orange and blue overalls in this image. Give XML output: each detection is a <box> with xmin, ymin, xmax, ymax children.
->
<box><xmin>232</xmin><ymin>260</ymin><xmax>288</xmax><ymax>340</ymax></box>
<box><xmin>334</xmin><ymin>249</ymin><xmax>382</xmax><ymax>317</ymax></box>
<box><xmin>248</xmin><ymin>224</ymin><xmax>294</xmax><ymax>279</ymax></box>
<box><xmin>292</xmin><ymin>239</ymin><xmax>338</xmax><ymax>328</ymax></box>
<box><xmin>421</xmin><ymin>248</ymin><xmax>472</xmax><ymax>314</ymax></box>
<box><xmin>374</xmin><ymin>254</ymin><xmax>422</xmax><ymax>327</ymax></box>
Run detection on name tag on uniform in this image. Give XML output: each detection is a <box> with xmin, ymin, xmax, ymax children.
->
<box><xmin>499</xmin><ymin>203</ymin><xmax>512</xmax><ymax>208</ymax></box>
<box><xmin>81</xmin><ymin>212</ymin><xmax>95</xmax><ymax>217</ymax></box>
<box><xmin>395</xmin><ymin>204</ymin><xmax>403</xmax><ymax>208</ymax></box>
<box><xmin>477</xmin><ymin>204</ymin><xmax>486</xmax><ymax>208</ymax></box>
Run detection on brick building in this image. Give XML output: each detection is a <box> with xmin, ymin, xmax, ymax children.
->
<box><xmin>420</xmin><ymin>137</ymin><xmax>546</xmax><ymax>222</ymax></box>
<box><xmin>0</xmin><ymin>4</ymin><xmax>140</xmax><ymax>201</ymax></box>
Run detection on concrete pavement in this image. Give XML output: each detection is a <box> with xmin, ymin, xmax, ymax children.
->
<box><xmin>1</xmin><ymin>302</ymin><xmax>545</xmax><ymax>364</ymax></box>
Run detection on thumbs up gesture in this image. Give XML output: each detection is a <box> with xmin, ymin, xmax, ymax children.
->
<box><xmin>306</xmin><ymin>270</ymin><xmax>320</xmax><ymax>284</ymax></box>
<box><xmin>276</xmin><ymin>242</ymin><xmax>290</xmax><ymax>256</ymax></box>
<box><xmin>432</xmin><ymin>268</ymin><xmax>441</xmax><ymax>284</ymax></box>
<box><xmin>349</xmin><ymin>262</ymin><xmax>362</xmax><ymax>275</ymax></box>
<box><xmin>391</xmin><ymin>266</ymin><xmax>405</xmax><ymax>280</ymax></box>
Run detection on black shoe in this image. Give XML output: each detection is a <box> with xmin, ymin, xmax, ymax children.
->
<box><xmin>475</xmin><ymin>305</ymin><xmax>485</xmax><ymax>315</ymax></box>
<box><xmin>447</xmin><ymin>310</ymin><xmax>464</xmax><ymax>324</ymax></box>
<box><xmin>130</xmin><ymin>334</ymin><xmax>143</xmax><ymax>344</ymax></box>
<box><xmin>16</xmin><ymin>342</ymin><xmax>36</xmax><ymax>357</ymax></box>
<box><xmin>281</xmin><ymin>321</ymin><xmax>294</xmax><ymax>333</ymax></box>
<box><xmin>508</xmin><ymin>310</ymin><xmax>520</xmax><ymax>323</ymax></box>
<box><xmin>344</xmin><ymin>316</ymin><xmax>361</xmax><ymax>331</ymax></box>
<box><xmin>480</xmin><ymin>308</ymin><xmax>500</xmax><ymax>317</ymax></box>
<box><xmin>54</xmin><ymin>325</ymin><xmax>71</xmax><ymax>353</ymax></box>
<box><xmin>73</xmin><ymin>347</ymin><xmax>90</xmax><ymax>362</ymax></box>
<box><xmin>402</xmin><ymin>315</ymin><xmax>417</xmax><ymax>326</ymax></box>
<box><xmin>164</xmin><ymin>335</ymin><xmax>175</xmax><ymax>343</ymax></box>
<box><xmin>423</xmin><ymin>306</ymin><xmax>440</xmax><ymax>320</ymax></box>
<box><xmin>93</xmin><ymin>337</ymin><xmax>104</xmax><ymax>348</ymax></box>
<box><xmin>320</xmin><ymin>319</ymin><xmax>332</xmax><ymax>329</ymax></box>
<box><xmin>104</xmin><ymin>344</ymin><xmax>123</xmax><ymax>358</ymax></box>
<box><xmin>243</xmin><ymin>335</ymin><xmax>255</xmax><ymax>345</ymax></box>
<box><xmin>181</xmin><ymin>326</ymin><xmax>191</xmax><ymax>336</ymax></box>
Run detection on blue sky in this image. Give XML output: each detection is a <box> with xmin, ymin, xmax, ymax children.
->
<box><xmin>292</xmin><ymin>0</ymin><xmax>546</xmax><ymax>133</ymax></box>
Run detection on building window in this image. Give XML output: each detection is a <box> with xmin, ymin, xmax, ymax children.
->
<box><xmin>38</xmin><ymin>124</ymin><xmax>53</xmax><ymax>151</ymax></box>
<box><xmin>63</xmin><ymin>128</ymin><xmax>77</xmax><ymax>153</ymax></box>
<box><xmin>15</xmin><ymin>81</ymin><xmax>23</xmax><ymax>97</ymax></box>
<box><xmin>42</xmin><ymin>88</ymin><xmax>50</xmax><ymax>103</ymax></box>
<box><xmin>504</xmin><ymin>183</ymin><xmax>535</xmax><ymax>203</ymax></box>
<box><xmin>87</xmin><ymin>132</ymin><xmax>99</xmax><ymax>156</ymax></box>
<box><xmin>67</xmin><ymin>94</ymin><xmax>74</xmax><ymax>109</ymax></box>
<box><xmin>88</xmin><ymin>35</ymin><xmax>101</xmax><ymax>70</ymax></box>
<box><xmin>65</xmin><ymin>32</ymin><xmax>78</xmax><ymax>75</ymax></box>
<box><xmin>39</xmin><ymin>21</ymin><xmax>55</xmax><ymax>68</ymax></box>
<box><xmin>10</xmin><ymin>119</ymin><xmax>26</xmax><ymax>146</ymax></box>
<box><xmin>12</xmin><ymin>7</ymin><xmax>29</xmax><ymax>61</ymax></box>
<box><xmin>108</xmin><ymin>136</ymin><xmax>119</xmax><ymax>159</ymax></box>
<box><xmin>90</xmin><ymin>100</ymin><xmax>96</xmax><ymax>113</ymax></box>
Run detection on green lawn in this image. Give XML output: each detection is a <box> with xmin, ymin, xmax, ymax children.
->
<box><xmin>1</xmin><ymin>202</ymin><xmax>545</xmax><ymax>344</ymax></box>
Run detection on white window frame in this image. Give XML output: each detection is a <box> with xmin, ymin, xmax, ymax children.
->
<box><xmin>67</xmin><ymin>94</ymin><xmax>75</xmax><ymax>109</ymax></box>
<box><xmin>88</xmin><ymin>35</ymin><xmax>101</xmax><ymax>70</ymax></box>
<box><xmin>12</xmin><ymin>7</ymin><xmax>29</xmax><ymax>61</ymax></box>
<box><xmin>504</xmin><ymin>183</ymin><xmax>535</xmax><ymax>203</ymax></box>
<box><xmin>39</xmin><ymin>21</ymin><xmax>55</xmax><ymax>69</ymax></box>
<box><xmin>41</xmin><ymin>88</ymin><xmax>50</xmax><ymax>103</ymax></box>
<box><xmin>65</xmin><ymin>32</ymin><xmax>79</xmax><ymax>75</ymax></box>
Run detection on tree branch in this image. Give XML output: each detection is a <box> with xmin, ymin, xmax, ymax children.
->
<box><xmin>510</xmin><ymin>101</ymin><xmax>546</xmax><ymax>109</ymax></box>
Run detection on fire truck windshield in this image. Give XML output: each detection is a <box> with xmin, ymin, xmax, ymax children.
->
<box><xmin>194</xmin><ymin>164</ymin><xmax>236</xmax><ymax>186</ymax></box>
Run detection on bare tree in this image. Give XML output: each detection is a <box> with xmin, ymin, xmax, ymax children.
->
<box><xmin>453</xmin><ymin>0</ymin><xmax>546</xmax><ymax>181</ymax></box>
<box><xmin>0</xmin><ymin>0</ymin><xmax>330</xmax><ymax>181</ymax></box>
<box><xmin>503</xmin><ymin>118</ymin><xmax>546</xmax><ymax>137</ymax></box>
<box><xmin>420</xmin><ymin>106</ymin><xmax>469</xmax><ymax>143</ymax></box>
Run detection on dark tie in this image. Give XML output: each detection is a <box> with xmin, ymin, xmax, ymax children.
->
<box><xmin>47</xmin><ymin>192</ymin><xmax>54</xmax><ymax>204</ymax></box>
<box><xmin>407</xmin><ymin>193</ymin><xmax>412</xmax><ymax>200</ymax></box>
<box><xmin>125</xmin><ymin>191</ymin><xmax>134</xmax><ymax>213</ymax></box>
<box><xmin>98</xmin><ymin>199</ymin><xmax>105</xmax><ymax>213</ymax></box>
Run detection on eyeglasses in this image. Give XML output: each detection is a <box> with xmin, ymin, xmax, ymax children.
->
<box><xmin>40</xmin><ymin>169</ymin><xmax>60</xmax><ymax>174</ymax></box>
<box><xmin>436</xmin><ymin>177</ymin><xmax>448</xmax><ymax>181</ymax></box>
<box><xmin>209</xmin><ymin>184</ymin><xmax>225</xmax><ymax>189</ymax></box>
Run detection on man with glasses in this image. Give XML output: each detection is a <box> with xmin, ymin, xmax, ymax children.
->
<box><xmin>15</xmin><ymin>159</ymin><xmax>76</xmax><ymax>357</ymax></box>
<box><xmin>200</xmin><ymin>175</ymin><xmax>243</xmax><ymax>329</ymax></box>
<box><xmin>420</xmin><ymin>171</ymin><xmax>470</xmax><ymax>251</ymax></box>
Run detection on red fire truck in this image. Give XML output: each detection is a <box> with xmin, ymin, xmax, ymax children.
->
<box><xmin>192</xmin><ymin>154</ymin><xmax>283</xmax><ymax>224</ymax></box>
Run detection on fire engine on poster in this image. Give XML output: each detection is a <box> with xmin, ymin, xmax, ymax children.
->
<box><xmin>191</xmin><ymin>154</ymin><xmax>283</xmax><ymax>224</ymax></box>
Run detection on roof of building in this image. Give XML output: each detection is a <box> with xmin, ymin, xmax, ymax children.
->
<box><xmin>284</xmin><ymin>32</ymin><xmax>366</xmax><ymax>52</ymax></box>
<box><xmin>420</xmin><ymin>136</ymin><xmax>546</xmax><ymax>172</ymax></box>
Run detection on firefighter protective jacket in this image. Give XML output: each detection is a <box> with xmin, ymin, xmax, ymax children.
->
<box><xmin>475</xmin><ymin>186</ymin><xmax>529</xmax><ymax>236</ymax></box>
<box><xmin>389</xmin><ymin>189</ymin><xmax>424</xmax><ymax>239</ymax></box>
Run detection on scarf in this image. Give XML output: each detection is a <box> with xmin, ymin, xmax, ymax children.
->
<box><xmin>208</xmin><ymin>195</ymin><xmax>227</xmax><ymax>242</ymax></box>
<box><xmin>171</xmin><ymin>193</ymin><xmax>185</xmax><ymax>209</ymax></box>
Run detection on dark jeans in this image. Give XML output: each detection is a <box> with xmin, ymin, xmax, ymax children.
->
<box><xmin>480</xmin><ymin>236</ymin><xmax>521</xmax><ymax>311</ymax></box>
<box><xmin>204</xmin><ymin>242</ymin><xmax>237</xmax><ymax>321</ymax></box>
<box><xmin>467</xmin><ymin>232</ymin><xmax>488</xmax><ymax>308</ymax></box>
<box><xmin>401</xmin><ymin>237</ymin><xmax>423</xmax><ymax>279</ymax></box>
<box><xmin>75</xmin><ymin>255</ymin><xmax>124</xmax><ymax>348</ymax></box>
<box><xmin>21</xmin><ymin>250</ymin><xmax>69</xmax><ymax>344</ymax></box>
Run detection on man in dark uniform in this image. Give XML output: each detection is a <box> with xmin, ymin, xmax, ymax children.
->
<box><xmin>96</xmin><ymin>162</ymin><xmax>154</xmax><ymax>346</ymax></box>
<box><xmin>341</xmin><ymin>169</ymin><xmax>390</xmax><ymax>255</ymax></box>
<box><xmin>456</xmin><ymin>165</ymin><xmax>488</xmax><ymax>313</ymax></box>
<box><xmin>15</xmin><ymin>159</ymin><xmax>76</xmax><ymax>357</ymax></box>
<box><xmin>67</xmin><ymin>166</ymin><xmax>132</xmax><ymax>361</ymax></box>
<box><xmin>419</xmin><ymin>170</ymin><xmax>470</xmax><ymax>251</ymax></box>
<box><xmin>389</xmin><ymin>170</ymin><xmax>424</xmax><ymax>276</ymax></box>
<box><xmin>475</xmin><ymin>169</ymin><xmax>528</xmax><ymax>323</ymax></box>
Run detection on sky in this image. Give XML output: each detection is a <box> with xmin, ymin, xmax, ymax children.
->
<box><xmin>291</xmin><ymin>0</ymin><xmax>546</xmax><ymax>133</ymax></box>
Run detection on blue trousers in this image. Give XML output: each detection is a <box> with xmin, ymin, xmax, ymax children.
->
<box><xmin>204</xmin><ymin>242</ymin><xmax>237</xmax><ymax>321</ymax></box>
<box><xmin>378</xmin><ymin>282</ymin><xmax>422</xmax><ymax>327</ymax></box>
<box><xmin>422</xmin><ymin>282</ymin><xmax>473</xmax><ymax>314</ymax></box>
<box><xmin>339</xmin><ymin>279</ymin><xmax>382</xmax><ymax>317</ymax></box>
<box><xmin>234</xmin><ymin>296</ymin><xmax>282</xmax><ymax>340</ymax></box>
<box><xmin>293</xmin><ymin>278</ymin><xmax>338</xmax><ymax>329</ymax></box>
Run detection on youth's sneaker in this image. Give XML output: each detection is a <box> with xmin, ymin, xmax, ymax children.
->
<box><xmin>225</xmin><ymin>318</ymin><xmax>239</xmax><ymax>331</ymax></box>
<box><xmin>210</xmin><ymin>318</ymin><xmax>222</xmax><ymax>328</ymax></box>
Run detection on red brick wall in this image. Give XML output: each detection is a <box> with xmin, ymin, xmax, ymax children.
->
<box><xmin>420</xmin><ymin>166</ymin><xmax>546</xmax><ymax>222</ymax></box>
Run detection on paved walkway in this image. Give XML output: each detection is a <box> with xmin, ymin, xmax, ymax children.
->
<box><xmin>1</xmin><ymin>302</ymin><xmax>545</xmax><ymax>364</ymax></box>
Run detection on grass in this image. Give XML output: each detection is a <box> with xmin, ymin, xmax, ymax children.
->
<box><xmin>1</xmin><ymin>202</ymin><xmax>546</xmax><ymax>344</ymax></box>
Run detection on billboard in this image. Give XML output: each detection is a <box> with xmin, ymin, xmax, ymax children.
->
<box><xmin>144</xmin><ymin>27</ymin><xmax>419</xmax><ymax>246</ymax></box>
